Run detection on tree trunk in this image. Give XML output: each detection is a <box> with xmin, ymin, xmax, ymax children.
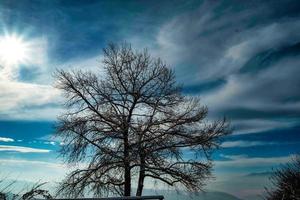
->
<box><xmin>124</xmin><ymin>163</ymin><xmax>131</xmax><ymax>196</ymax></box>
<box><xmin>136</xmin><ymin>154</ymin><xmax>145</xmax><ymax>196</ymax></box>
<box><xmin>124</xmin><ymin>137</ymin><xmax>131</xmax><ymax>196</ymax></box>
<box><xmin>123</xmin><ymin>98</ymin><xmax>138</xmax><ymax>196</ymax></box>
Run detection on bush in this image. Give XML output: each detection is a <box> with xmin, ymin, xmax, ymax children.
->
<box><xmin>0</xmin><ymin>181</ymin><xmax>52</xmax><ymax>200</ymax></box>
<box><xmin>265</xmin><ymin>155</ymin><xmax>300</xmax><ymax>200</ymax></box>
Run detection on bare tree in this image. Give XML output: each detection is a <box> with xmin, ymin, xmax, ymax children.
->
<box><xmin>21</xmin><ymin>183</ymin><xmax>52</xmax><ymax>200</ymax></box>
<box><xmin>55</xmin><ymin>43</ymin><xmax>229</xmax><ymax>197</ymax></box>
<box><xmin>265</xmin><ymin>155</ymin><xmax>300</xmax><ymax>200</ymax></box>
<box><xmin>0</xmin><ymin>179</ymin><xmax>52</xmax><ymax>200</ymax></box>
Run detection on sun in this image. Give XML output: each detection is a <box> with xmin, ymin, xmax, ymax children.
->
<box><xmin>0</xmin><ymin>34</ymin><xmax>30</xmax><ymax>65</ymax></box>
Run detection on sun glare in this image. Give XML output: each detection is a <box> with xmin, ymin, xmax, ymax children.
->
<box><xmin>0</xmin><ymin>34</ymin><xmax>29</xmax><ymax>65</ymax></box>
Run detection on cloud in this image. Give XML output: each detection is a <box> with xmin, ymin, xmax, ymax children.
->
<box><xmin>0</xmin><ymin>137</ymin><xmax>14</xmax><ymax>142</ymax></box>
<box><xmin>230</xmin><ymin>119</ymin><xmax>298</xmax><ymax>135</ymax></box>
<box><xmin>209</xmin><ymin>154</ymin><xmax>296</xmax><ymax>198</ymax></box>
<box><xmin>0</xmin><ymin>31</ymin><xmax>63</xmax><ymax>120</ymax></box>
<box><xmin>0</xmin><ymin>157</ymin><xmax>90</xmax><ymax>184</ymax></box>
<box><xmin>0</xmin><ymin>35</ymin><xmax>62</xmax><ymax>120</ymax></box>
<box><xmin>58</xmin><ymin>54</ymin><xmax>104</xmax><ymax>71</ymax></box>
<box><xmin>206</xmin><ymin>170</ymin><xmax>271</xmax><ymax>199</ymax></box>
<box><xmin>0</xmin><ymin>35</ymin><xmax>105</xmax><ymax>121</ymax></box>
<box><xmin>154</xmin><ymin>1</ymin><xmax>300</xmax><ymax>135</ymax></box>
<box><xmin>1</xmin><ymin>0</ymin><xmax>298</xmax><ymax>127</ymax></box>
<box><xmin>202</xmin><ymin>56</ymin><xmax>300</xmax><ymax>134</ymax></box>
<box><xmin>44</xmin><ymin>141</ymin><xmax>56</xmax><ymax>146</ymax></box>
<box><xmin>203</xmin><ymin>57</ymin><xmax>300</xmax><ymax>110</ymax></box>
<box><xmin>0</xmin><ymin>145</ymin><xmax>50</xmax><ymax>153</ymax></box>
<box><xmin>0</xmin><ymin>158</ymin><xmax>61</xmax><ymax>168</ymax></box>
<box><xmin>0</xmin><ymin>80</ymin><xmax>62</xmax><ymax>120</ymax></box>
<box><xmin>221</xmin><ymin>140</ymin><xmax>277</xmax><ymax>148</ymax></box>
<box><xmin>215</xmin><ymin>154</ymin><xmax>295</xmax><ymax>168</ymax></box>
<box><xmin>0</xmin><ymin>158</ymin><xmax>66</xmax><ymax>183</ymax></box>
<box><xmin>0</xmin><ymin>81</ymin><xmax>60</xmax><ymax>110</ymax></box>
<box><xmin>156</xmin><ymin>1</ymin><xmax>300</xmax><ymax>82</ymax></box>
<box><xmin>0</xmin><ymin>35</ymin><xmax>48</xmax><ymax>80</ymax></box>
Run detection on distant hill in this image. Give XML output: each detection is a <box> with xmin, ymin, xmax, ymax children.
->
<box><xmin>244</xmin><ymin>171</ymin><xmax>273</xmax><ymax>177</ymax></box>
<box><xmin>143</xmin><ymin>189</ymin><xmax>243</xmax><ymax>200</ymax></box>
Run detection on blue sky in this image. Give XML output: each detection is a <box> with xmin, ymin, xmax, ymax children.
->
<box><xmin>0</xmin><ymin>0</ymin><xmax>300</xmax><ymax>199</ymax></box>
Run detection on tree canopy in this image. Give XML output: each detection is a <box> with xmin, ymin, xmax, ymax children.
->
<box><xmin>55</xmin><ymin>43</ymin><xmax>230</xmax><ymax>197</ymax></box>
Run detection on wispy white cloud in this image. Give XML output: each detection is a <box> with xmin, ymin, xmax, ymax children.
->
<box><xmin>153</xmin><ymin>1</ymin><xmax>300</xmax><ymax>136</ymax></box>
<box><xmin>231</xmin><ymin>119</ymin><xmax>297</xmax><ymax>135</ymax></box>
<box><xmin>0</xmin><ymin>158</ymin><xmax>62</xmax><ymax>168</ymax></box>
<box><xmin>201</xmin><ymin>57</ymin><xmax>300</xmax><ymax>134</ymax></box>
<box><xmin>206</xmin><ymin>170</ymin><xmax>270</xmax><ymax>200</ymax></box>
<box><xmin>0</xmin><ymin>145</ymin><xmax>50</xmax><ymax>153</ymax></box>
<box><xmin>0</xmin><ymin>158</ymin><xmax>66</xmax><ymax>183</ymax></box>
<box><xmin>44</xmin><ymin>141</ymin><xmax>56</xmax><ymax>146</ymax></box>
<box><xmin>0</xmin><ymin>158</ymin><xmax>87</xmax><ymax>182</ymax></box>
<box><xmin>221</xmin><ymin>140</ymin><xmax>277</xmax><ymax>148</ymax></box>
<box><xmin>0</xmin><ymin>80</ymin><xmax>62</xmax><ymax>120</ymax></box>
<box><xmin>0</xmin><ymin>137</ymin><xmax>14</xmax><ymax>142</ymax></box>
<box><xmin>58</xmin><ymin>54</ymin><xmax>104</xmax><ymax>72</ymax></box>
<box><xmin>202</xmin><ymin>58</ymin><xmax>300</xmax><ymax>110</ymax></box>
<box><xmin>0</xmin><ymin>81</ymin><xmax>60</xmax><ymax>109</ymax></box>
<box><xmin>216</xmin><ymin>154</ymin><xmax>295</xmax><ymax>168</ymax></box>
<box><xmin>209</xmin><ymin>154</ymin><xmax>294</xmax><ymax>198</ymax></box>
<box><xmin>156</xmin><ymin>1</ymin><xmax>300</xmax><ymax>82</ymax></box>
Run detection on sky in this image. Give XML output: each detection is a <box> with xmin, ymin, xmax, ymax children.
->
<box><xmin>0</xmin><ymin>0</ymin><xmax>300</xmax><ymax>199</ymax></box>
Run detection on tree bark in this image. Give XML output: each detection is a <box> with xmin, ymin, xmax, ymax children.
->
<box><xmin>136</xmin><ymin>154</ymin><xmax>145</xmax><ymax>196</ymax></box>
<box><xmin>124</xmin><ymin>98</ymin><xmax>137</xmax><ymax>196</ymax></box>
<box><xmin>124</xmin><ymin>137</ymin><xmax>131</xmax><ymax>196</ymax></box>
<box><xmin>124</xmin><ymin>164</ymin><xmax>131</xmax><ymax>196</ymax></box>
